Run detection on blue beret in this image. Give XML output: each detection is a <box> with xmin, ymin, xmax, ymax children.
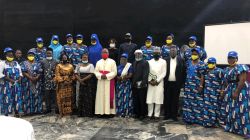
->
<box><xmin>189</xmin><ymin>36</ymin><xmax>197</xmax><ymax>41</ymax></box>
<box><xmin>36</xmin><ymin>37</ymin><xmax>43</xmax><ymax>43</ymax></box>
<box><xmin>76</xmin><ymin>34</ymin><xmax>83</xmax><ymax>39</ymax></box>
<box><xmin>167</xmin><ymin>33</ymin><xmax>174</xmax><ymax>39</ymax></box>
<box><xmin>52</xmin><ymin>35</ymin><xmax>59</xmax><ymax>40</ymax></box>
<box><xmin>228</xmin><ymin>51</ymin><xmax>238</xmax><ymax>58</ymax></box>
<box><xmin>4</xmin><ymin>47</ymin><xmax>13</xmax><ymax>53</ymax></box>
<box><xmin>191</xmin><ymin>48</ymin><xmax>200</xmax><ymax>54</ymax></box>
<box><xmin>66</xmin><ymin>34</ymin><xmax>73</xmax><ymax>38</ymax></box>
<box><xmin>27</xmin><ymin>49</ymin><xmax>36</xmax><ymax>55</ymax></box>
<box><xmin>121</xmin><ymin>53</ymin><xmax>128</xmax><ymax>58</ymax></box>
<box><xmin>208</xmin><ymin>57</ymin><xmax>216</xmax><ymax>63</ymax></box>
<box><xmin>146</xmin><ymin>36</ymin><xmax>153</xmax><ymax>41</ymax></box>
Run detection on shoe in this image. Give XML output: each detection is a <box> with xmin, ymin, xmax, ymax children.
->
<box><xmin>145</xmin><ymin>116</ymin><xmax>152</xmax><ymax>121</ymax></box>
<box><xmin>154</xmin><ymin>117</ymin><xmax>160</xmax><ymax>122</ymax></box>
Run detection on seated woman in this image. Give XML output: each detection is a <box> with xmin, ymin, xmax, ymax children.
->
<box><xmin>75</xmin><ymin>53</ymin><xmax>96</xmax><ymax>117</ymax></box>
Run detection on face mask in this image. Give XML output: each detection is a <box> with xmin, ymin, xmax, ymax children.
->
<box><xmin>46</xmin><ymin>57</ymin><xmax>53</xmax><ymax>60</ymax></box>
<box><xmin>135</xmin><ymin>54</ymin><xmax>143</xmax><ymax>61</ymax></box>
<box><xmin>82</xmin><ymin>60</ymin><xmax>88</xmax><ymax>64</ymax></box>
<box><xmin>109</xmin><ymin>43</ymin><xmax>116</xmax><ymax>48</ymax></box>
<box><xmin>62</xmin><ymin>60</ymin><xmax>68</xmax><ymax>64</ymax></box>
<box><xmin>27</xmin><ymin>56</ymin><xmax>35</xmax><ymax>61</ymax></box>
<box><xmin>166</xmin><ymin>39</ymin><xmax>173</xmax><ymax>44</ymax></box>
<box><xmin>208</xmin><ymin>63</ymin><xmax>216</xmax><ymax>69</ymax></box>
<box><xmin>91</xmin><ymin>41</ymin><xmax>97</xmax><ymax>45</ymax></box>
<box><xmin>145</xmin><ymin>42</ymin><xmax>152</xmax><ymax>47</ymax></box>
<box><xmin>67</xmin><ymin>40</ymin><xmax>73</xmax><ymax>44</ymax></box>
<box><xmin>6</xmin><ymin>57</ymin><xmax>14</xmax><ymax>62</ymax></box>
<box><xmin>52</xmin><ymin>40</ymin><xmax>58</xmax><ymax>45</ymax></box>
<box><xmin>102</xmin><ymin>54</ymin><xmax>109</xmax><ymax>59</ymax></box>
<box><xmin>189</xmin><ymin>42</ymin><xmax>196</xmax><ymax>47</ymax></box>
<box><xmin>135</xmin><ymin>57</ymin><xmax>143</xmax><ymax>61</ymax></box>
<box><xmin>153</xmin><ymin>54</ymin><xmax>160</xmax><ymax>60</ymax></box>
<box><xmin>76</xmin><ymin>39</ymin><xmax>83</xmax><ymax>44</ymax></box>
<box><xmin>37</xmin><ymin>43</ymin><xmax>43</xmax><ymax>48</ymax></box>
<box><xmin>191</xmin><ymin>55</ymin><xmax>199</xmax><ymax>60</ymax></box>
<box><xmin>125</xmin><ymin>38</ymin><xmax>131</xmax><ymax>42</ymax></box>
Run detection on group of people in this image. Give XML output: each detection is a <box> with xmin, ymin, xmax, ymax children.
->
<box><xmin>0</xmin><ymin>32</ymin><xmax>250</xmax><ymax>137</ymax></box>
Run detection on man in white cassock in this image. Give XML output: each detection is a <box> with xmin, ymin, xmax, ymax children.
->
<box><xmin>94</xmin><ymin>48</ymin><xmax>117</xmax><ymax>115</ymax></box>
<box><xmin>147</xmin><ymin>47</ymin><xmax>167</xmax><ymax>120</ymax></box>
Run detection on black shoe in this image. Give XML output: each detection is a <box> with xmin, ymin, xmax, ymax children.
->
<box><xmin>145</xmin><ymin>116</ymin><xmax>152</xmax><ymax>121</ymax></box>
<box><xmin>154</xmin><ymin>117</ymin><xmax>160</xmax><ymax>122</ymax></box>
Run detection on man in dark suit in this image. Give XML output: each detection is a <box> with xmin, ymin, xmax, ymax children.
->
<box><xmin>164</xmin><ymin>46</ymin><xmax>186</xmax><ymax>121</ymax></box>
<box><xmin>132</xmin><ymin>49</ymin><xmax>149</xmax><ymax>120</ymax></box>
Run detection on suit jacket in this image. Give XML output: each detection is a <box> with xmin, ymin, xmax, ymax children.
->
<box><xmin>132</xmin><ymin>60</ymin><xmax>149</xmax><ymax>88</ymax></box>
<box><xmin>164</xmin><ymin>55</ymin><xmax>186</xmax><ymax>88</ymax></box>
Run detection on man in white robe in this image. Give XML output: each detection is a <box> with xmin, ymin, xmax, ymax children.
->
<box><xmin>94</xmin><ymin>48</ymin><xmax>117</xmax><ymax>115</ymax></box>
<box><xmin>147</xmin><ymin>47</ymin><xmax>167</xmax><ymax>120</ymax></box>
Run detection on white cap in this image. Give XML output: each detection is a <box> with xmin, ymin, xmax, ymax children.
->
<box><xmin>153</xmin><ymin>47</ymin><xmax>161</xmax><ymax>53</ymax></box>
<box><xmin>125</xmin><ymin>33</ymin><xmax>132</xmax><ymax>37</ymax></box>
<box><xmin>134</xmin><ymin>49</ymin><xmax>143</xmax><ymax>54</ymax></box>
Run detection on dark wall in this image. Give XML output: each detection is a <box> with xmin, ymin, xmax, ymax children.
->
<box><xmin>0</xmin><ymin>0</ymin><xmax>250</xmax><ymax>54</ymax></box>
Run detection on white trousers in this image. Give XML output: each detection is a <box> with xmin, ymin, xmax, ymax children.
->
<box><xmin>148</xmin><ymin>104</ymin><xmax>161</xmax><ymax>117</ymax></box>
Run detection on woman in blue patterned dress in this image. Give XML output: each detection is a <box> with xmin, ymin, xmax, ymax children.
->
<box><xmin>203</xmin><ymin>57</ymin><xmax>224</xmax><ymax>127</ymax></box>
<box><xmin>182</xmin><ymin>48</ymin><xmax>205</xmax><ymax>125</ymax></box>
<box><xmin>116</xmin><ymin>53</ymin><xmax>133</xmax><ymax>117</ymax></box>
<box><xmin>1</xmin><ymin>47</ymin><xmax>23</xmax><ymax>116</ymax></box>
<box><xmin>21</xmin><ymin>49</ymin><xmax>43</xmax><ymax>115</ymax></box>
<box><xmin>220</xmin><ymin>51</ymin><xmax>250</xmax><ymax>137</ymax></box>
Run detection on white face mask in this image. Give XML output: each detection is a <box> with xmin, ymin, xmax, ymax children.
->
<box><xmin>82</xmin><ymin>60</ymin><xmax>88</xmax><ymax>64</ymax></box>
<box><xmin>109</xmin><ymin>43</ymin><xmax>116</xmax><ymax>48</ymax></box>
<box><xmin>46</xmin><ymin>57</ymin><xmax>53</xmax><ymax>60</ymax></box>
<box><xmin>135</xmin><ymin>57</ymin><xmax>143</xmax><ymax>61</ymax></box>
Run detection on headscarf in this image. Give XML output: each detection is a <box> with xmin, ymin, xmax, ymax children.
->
<box><xmin>88</xmin><ymin>34</ymin><xmax>102</xmax><ymax>66</ymax></box>
<box><xmin>49</xmin><ymin>35</ymin><xmax>63</xmax><ymax>61</ymax></box>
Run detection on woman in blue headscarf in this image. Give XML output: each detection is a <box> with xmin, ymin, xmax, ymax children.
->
<box><xmin>49</xmin><ymin>35</ymin><xmax>63</xmax><ymax>61</ymax></box>
<box><xmin>88</xmin><ymin>34</ymin><xmax>102</xmax><ymax>66</ymax></box>
<box><xmin>116</xmin><ymin>53</ymin><xmax>133</xmax><ymax>117</ymax></box>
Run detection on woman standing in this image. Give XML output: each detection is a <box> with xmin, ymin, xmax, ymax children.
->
<box><xmin>49</xmin><ymin>35</ymin><xmax>63</xmax><ymax>61</ymax></box>
<box><xmin>220</xmin><ymin>51</ymin><xmax>250</xmax><ymax>138</ymax></box>
<box><xmin>54</xmin><ymin>54</ymin><xmax>75</xmax><ymax>117</ymax></box>
<box><xmin>88</xmin><ymin>34</ymin><xmax>102</xmax><ymax>66</ymax></box>
<box><xmin>21</xmin><ymin>49</ymin><xmax>43</xmax><ymax>115</ymax></box>
<box><xmin>75</xmin><ymin>53</ymin><xmax>96</xmax><ymax>117</ymax></box>
<box><xmin>108</xmin><ymin>38</ymin><xmax>119</xmax><ymax>64</ymax></box>
<box><xmin>116</xmin><ymin>53</ymin><xmax>133</xmax><ymax>117</ymax></box>
<box><xmin>182</xmin><ymin>48</ymin><xmax>205</xmax><ymax>125</ymax></box>
<box><xmin>203</xmin><ymin>57</ymin><xmax>224</xmax><ymax>127</ymax></box>
<box><xmin>1</xmin><ymin>47</ymin><xmax>23</xmax><ymax>116</ymax></box>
